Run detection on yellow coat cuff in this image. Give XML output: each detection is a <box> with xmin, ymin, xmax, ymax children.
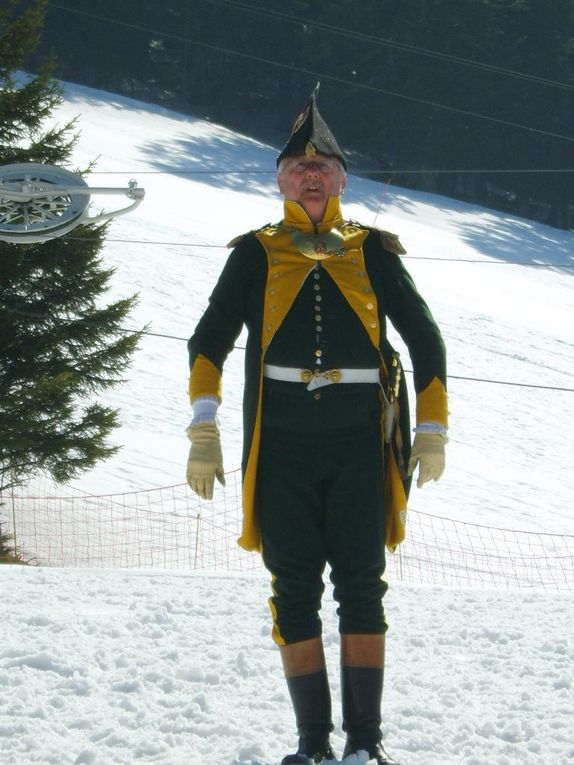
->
<box><xmin>189</xmin><ymin>354</ymin><xmax>222</xmax><ymax>402</ymax></box>
<box><xmin>416</xmin><ymin>376</ymin><xmax>448</xmax><ymax>429</ymax></box>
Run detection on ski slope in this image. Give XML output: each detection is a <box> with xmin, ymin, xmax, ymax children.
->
<box><xmin>1</xmin><ymin>81</ymin><xmax>573</xmax><ymax>765</ymax></box>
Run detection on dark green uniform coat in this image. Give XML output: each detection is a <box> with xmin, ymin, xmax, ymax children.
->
<box><xmin>188</xmin><ymin>197</ymin><xmax>448</xmax><ymax>552</ymax></box>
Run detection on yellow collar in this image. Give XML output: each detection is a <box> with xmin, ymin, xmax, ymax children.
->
<box><xmin>282</xmin><ymin>196</ymin><xmax>344</xmax><ymax>234</ymax></box>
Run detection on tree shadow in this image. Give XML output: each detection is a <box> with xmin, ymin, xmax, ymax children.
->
<box><xmin>453</xmin><ymin>211</ymin><xmax>573</xmax><ymax>273</ymax></box>
<box><xmin>140</xmin><ymin>128</ymin><xmax>279</xmax><ymax>198</ymax></box>
<box><xmin>354</xmin><ymin>181</ymin><xmax>574</xmax><ymax>274</ymax></box>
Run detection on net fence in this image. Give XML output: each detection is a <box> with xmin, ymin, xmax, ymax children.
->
<box><xmin>2</xmin><ymin>471</ymin><xmax>573</xmax><ymax>591</ymax></box>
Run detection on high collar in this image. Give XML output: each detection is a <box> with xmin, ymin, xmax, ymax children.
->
<box><xmin>282</xmin><ymin>196</ymin><xmax>344</xmax><ymax>234</ymax></box>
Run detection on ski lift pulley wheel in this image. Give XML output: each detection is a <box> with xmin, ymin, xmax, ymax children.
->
<box><xmin>0</xmin><ymin>163</ymin><xmax>144</xmax><ymax>244</ymax></box>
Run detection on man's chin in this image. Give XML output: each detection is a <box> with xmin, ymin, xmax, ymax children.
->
<box><xmin>299</xmin><ymin>193</ymin><xmax>325</xmax><ymax>207</ymax></box>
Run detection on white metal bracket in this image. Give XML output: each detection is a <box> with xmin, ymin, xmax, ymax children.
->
<box><xmin>0</xmin><ymin>163</ymin><xmax>145</xmax><ymax>244</ymax></box>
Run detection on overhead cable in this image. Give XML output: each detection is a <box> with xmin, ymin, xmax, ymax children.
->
<box><xmin>2</xmin><ymin>306</ymin><xmax>572</xmax><ymax>393</ymax></box>
<box><xmin>64</xmin><ymin>236</ymin><xmax>574</xmax><ymax>270</ymax></box>
<box><xmin>82</xmin><ymin>168</ymin><xmax>574</xmax><ymax>175</ymax></box>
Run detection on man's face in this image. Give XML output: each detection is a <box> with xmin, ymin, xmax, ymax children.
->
<box><xmin>277</xmin><ymin>155</ymin><xmax>346</xmax><ymax>223</ymax></box>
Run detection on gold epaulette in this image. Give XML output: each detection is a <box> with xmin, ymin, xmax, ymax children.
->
<box><xmin>346</xmin><ymin>220</ymin><xmax>406</xmax><ymax>255</ymax></box>
<box><xmin>227</xmin><ymin>222</ymin><xmax>278</xmax><ymax>248</ymax></box>
<box><xmin>379</xmin><ymin>229</ymin><xmax>406</xmax><ymax>255</ymax></box>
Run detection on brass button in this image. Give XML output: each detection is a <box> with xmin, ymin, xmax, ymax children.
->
<box><xmin>314</xmin><ymin>392</ymin><xmax>321</xmax><ymax>400</ymax></box>
<box><xmin>366</xmin><ymin>302</ymin><xmax>374</xmax><ymax>310</ymax></box>
<box><xmin>370</xmin><ymin>321</ymin><xmax>377</xmax><ymax>328</ymax></box>
<box><xmin>316</xmin><ymin>326</ymin><xmax>322</xmax><ymax>332</ymax></box>
<box><xmin>315</xmin><ymin>295</ymin><xmax>322</xmax><ymax>302</ymax></box>
<box><xmin>314</xmin><ymin>272</ymin><xmax>320</xmax><ymax>280</ymax></box>
<box><xmin>315</xmin><ymin>314</ymin><xmax>322</xmax><ymax>322</ymax></box>
<box><xmin>272</xmin><ymin>257</ymin><xmax>280</xmax><ymax>264</ymax></box>
<box><xmin>314</xmin><ymin>284</ymin><xmax>321</xmax><ymax>291</ymax></box>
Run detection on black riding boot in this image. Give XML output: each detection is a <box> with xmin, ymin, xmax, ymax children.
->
<box><xmin>281</xmin><ymin>670</ymin><xmax>335</xmax><ymax>765</ymax></box>
<box><xmin>341</xmin><ymin>666</ymin><xmax>399</xmax><ymax>765</ymax></box>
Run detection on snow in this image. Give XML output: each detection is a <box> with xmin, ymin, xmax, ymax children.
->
<box><xmin>1</xmin><ymin>81</ymin><xmax>573</xmax><ymax>764</ymax></box>
<box><xmin>2</xmin><ymin>567</ymin><xmax>574</xmax><ymax>764</ymax></box>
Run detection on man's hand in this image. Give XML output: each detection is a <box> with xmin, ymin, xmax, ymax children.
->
<box><xmin>186</xmin><ymin>422</ymin><xmax>225</xmax><ymax>500</ymax></box>
<box><xmin>407</xmin><ymin>432</ymin><xmax>445</xmax><ymax>489</ymax></box>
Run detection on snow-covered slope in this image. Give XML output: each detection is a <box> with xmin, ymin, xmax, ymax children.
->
<box><xmin>1</xmin><ymin>83</ymin><xmax>573</xmax><ymax>765</ymax></box>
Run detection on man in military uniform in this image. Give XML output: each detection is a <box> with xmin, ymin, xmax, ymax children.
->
<box><xmin>186</xmin><ymin>84</ymin><xmax>448</xmax><ymax>765</ymax></box>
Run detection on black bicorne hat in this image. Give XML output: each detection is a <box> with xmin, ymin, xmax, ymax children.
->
<box><xmin>276</xmin><ymin>82</ymin><xmax>347</xmax><ymax>171</ymax></box>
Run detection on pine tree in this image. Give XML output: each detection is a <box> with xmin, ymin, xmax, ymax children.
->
<box><xmin>0</xmin><ymin>0</ymin><xmax>142</xmax><ymax>493</ymax></box>
<box><xmin>0</xmin><ymin>521</ymin><xmax>24</xmax><ymax>564</ymax></box>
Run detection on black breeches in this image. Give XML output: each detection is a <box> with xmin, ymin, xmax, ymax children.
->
<box><xmin>257</xmin><ymin>381</ymin><xmax>388</xmax><ymax>645</ymax></box>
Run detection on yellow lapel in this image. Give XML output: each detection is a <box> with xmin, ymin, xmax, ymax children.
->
<box><xmin>256</xmin><ymin>197</ymin><xmax>379</xmax><ymax>352</ymax></box>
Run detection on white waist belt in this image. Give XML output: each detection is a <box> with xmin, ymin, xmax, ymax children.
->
<box><xmin>263</xmin><ymin>363</ymin><xmax>380</xmax><ymax>391</ymax></box>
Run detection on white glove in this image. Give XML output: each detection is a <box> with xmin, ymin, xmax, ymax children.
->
<box><xmin>407</xmin><ymin>432</ymin><xmax>446</xmax><ymax>489</ymax></box>
<box><xmin>185</xmin><ymin>422</ymin><xmax>225</xmax><ymax>500</ymax></box>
